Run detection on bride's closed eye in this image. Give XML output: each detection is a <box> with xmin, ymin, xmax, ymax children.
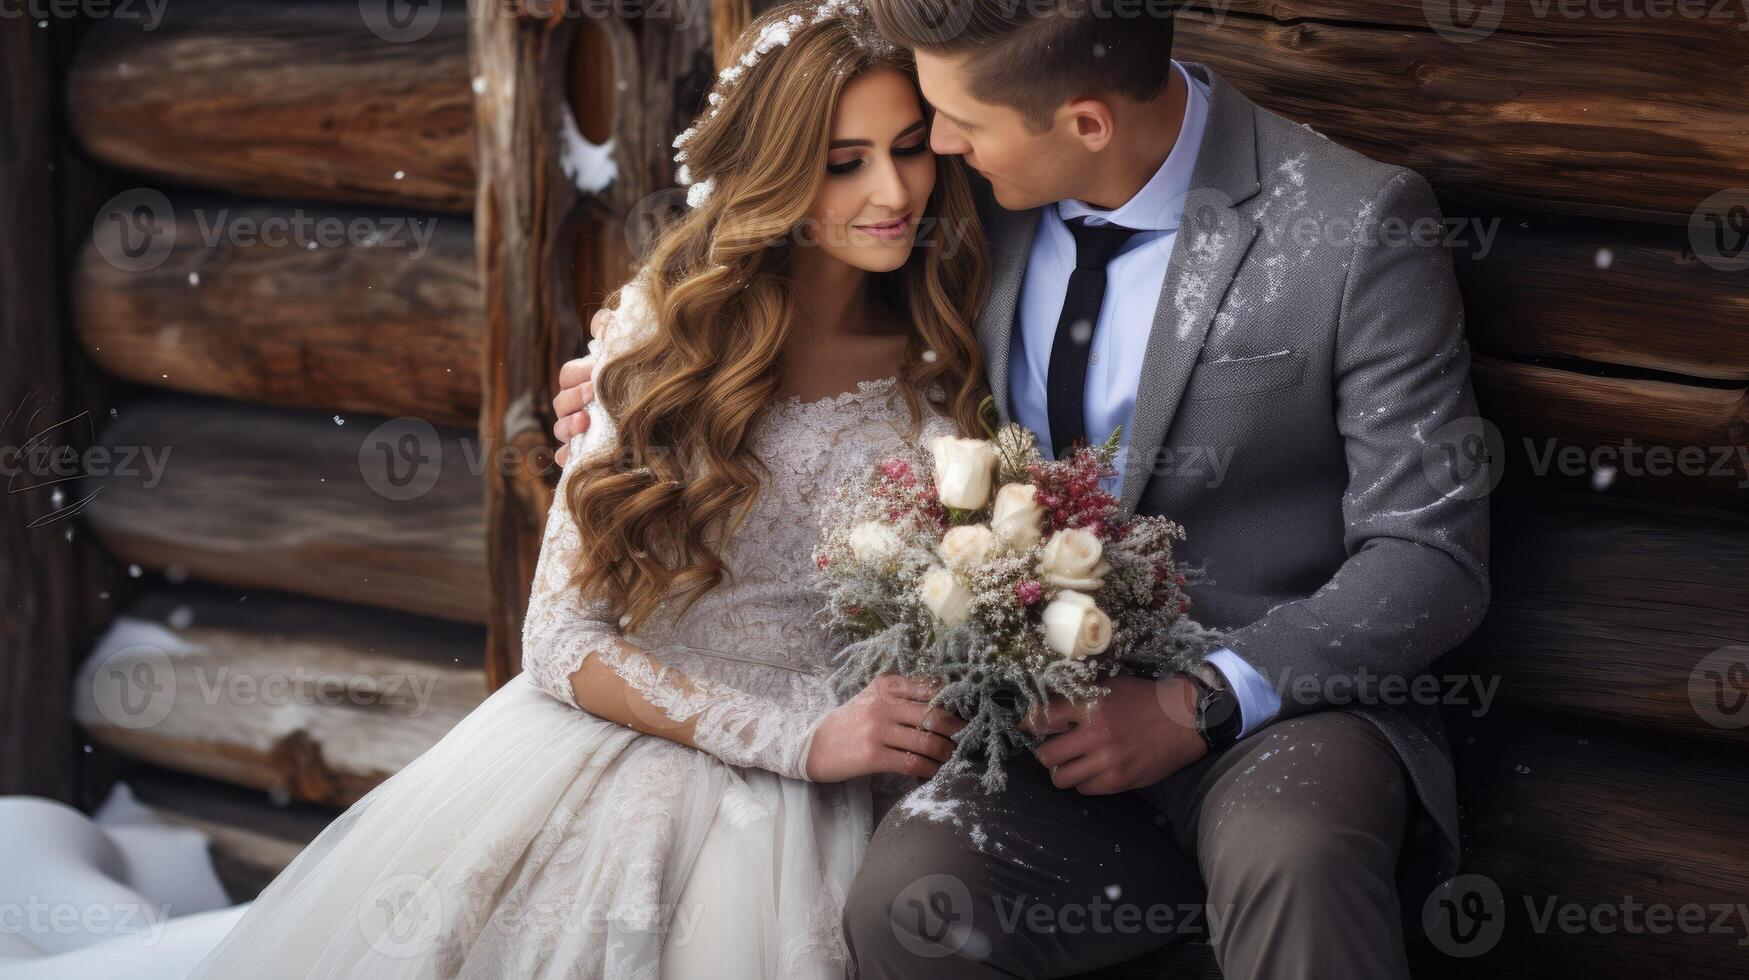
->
<box><xmin>826</xmin><ymin>120</ymin><xmax>929</xmax><ymax>176</ymax></box>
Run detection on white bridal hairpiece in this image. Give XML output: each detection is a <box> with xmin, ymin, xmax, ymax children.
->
<box><xmin>673</xmin><ymin>0</ymin><xmax>870</xmax><ymax>208</ymax></box>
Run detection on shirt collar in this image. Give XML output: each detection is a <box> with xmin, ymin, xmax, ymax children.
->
<box><xmin>1055</xmin><ymin>60</ymin><xmax>1209</xmax><ymax>233</ymax></box>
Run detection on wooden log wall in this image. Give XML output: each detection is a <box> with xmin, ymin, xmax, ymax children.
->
<box><xmin>72</xmin><ymin>586</ymin><xmax>485</xmax><ymax>808</ymax></box>
<box><xmin>473</xmin><ymin>0</ymin><xmax>719</xmax><ymax>685</ymax></box>
<box><xmin>67</xmin><ymin>3</ymin><xmax>476</xmax><ymax>211</ymax></box>
<box><xmin>51</xmin><ymin>0</ymin><xmax>494</xmax><ymax>826</ymax></box>
<box><xmin>1</xmin><ymin>14</ymin><xmax>82</xmax><ymax>802</ymax></box>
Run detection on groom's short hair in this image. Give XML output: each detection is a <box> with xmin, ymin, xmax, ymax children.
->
<box><xmin>868</xmin><ymin>0</ymin><xmax>1178</xmax><ymax>131</ymax></box>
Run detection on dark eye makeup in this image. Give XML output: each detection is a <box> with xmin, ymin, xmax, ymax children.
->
<box><xmin>826</xmin><ymin>131</ymin><xmax>930</xmax><ymax>176</ymax></box>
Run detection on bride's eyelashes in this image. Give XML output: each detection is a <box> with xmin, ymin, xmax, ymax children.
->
<box><xmin>826</xmin><ymin>138</ymin><xmax>929</xmax><ymax>176</ymax></box>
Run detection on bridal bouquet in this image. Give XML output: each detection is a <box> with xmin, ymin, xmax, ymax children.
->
<box><xmin>814</xmin><ymin>419</ymin><xmax>1222</xmax><ymax>791</ymax></box>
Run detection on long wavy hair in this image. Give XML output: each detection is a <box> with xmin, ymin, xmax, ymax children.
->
<box><xmin>565</xmin><ymin>1</ymin><xmax>991</xmax><ymax>632</ymax></box>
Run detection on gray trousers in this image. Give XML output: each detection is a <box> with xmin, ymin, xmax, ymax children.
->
<box><xmin>843</xmin><ymin>712</ymin><xmax>1412</xmax><ymax>980</ymax></box>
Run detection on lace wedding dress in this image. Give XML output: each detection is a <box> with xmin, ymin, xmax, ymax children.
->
<box><xmin>185</xmin><ymin>278</ymin><xmax>955</xmax><ymax>979</ymax></box>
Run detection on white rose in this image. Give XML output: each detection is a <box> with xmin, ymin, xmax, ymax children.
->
<box><xmin>847</xmin><ymin>521</ymin><xmax>904</xmax><ymax>565</ymax></box>
<box><xmin>990</xmin><ymin>483</ymin><xmax>1046</xmax><ymax>549</ymax></box>
<box><xmin>928</xmin><ymin>436</ymin><xmax>999</xmax><ymax>511</ymax></box>
<box><xmin>938</xmin><ymin>524</ymin><xmax>999</xmax><ymax>572</ymax></box>
<box><xmin>918</xmin><ymin>565</ymin><xmax>974</xmax><ymax>627</ymax></box>
<box><xmin>1038</xmin><ymin>528</ymin><xmax>1111</xmax><ymax>590</ymax></box>
<box><xmin>1041</xmin><ymin>591</ymin><xmax>1114</xmax><ymax>660</ymax></box>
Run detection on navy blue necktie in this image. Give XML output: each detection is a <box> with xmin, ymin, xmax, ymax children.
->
<box><xmin>1046</xmin><ymin>216</ymin><xmax>1140</xmax><ymax>458</ymax></box>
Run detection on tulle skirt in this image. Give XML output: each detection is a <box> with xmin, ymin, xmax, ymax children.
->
<box><xmin>185</xmin><ymin>672</ymin><xmax>873</xmax><ymax>979</ymax></box>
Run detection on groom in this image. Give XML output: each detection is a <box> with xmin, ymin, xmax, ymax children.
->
<box><xmin>551</xmin><ymin>2</ymin><xmax>1490</xmax><ymax>976</ymax></box>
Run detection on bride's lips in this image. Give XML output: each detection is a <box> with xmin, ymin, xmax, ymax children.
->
<box><xmin>852</xmin><ymin>213</ymin><xmax>912</xmax><ymax>241</ymax></box>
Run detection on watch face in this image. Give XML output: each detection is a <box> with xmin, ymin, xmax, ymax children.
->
<box><xmin>1200</xmin><ymin>689</ymin><xmax>1242</xmax><ymax>746</ymax></box>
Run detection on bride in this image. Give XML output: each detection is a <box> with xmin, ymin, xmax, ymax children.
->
<box><xmin>184</xmin><ymin>2</ymin><xmax>991</xmax><ymax>978</ymax></box>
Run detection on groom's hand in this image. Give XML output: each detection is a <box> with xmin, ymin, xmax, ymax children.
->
<box><xmin>1022</xmin><ymin>675</ymin><xmax>1207</xmax><ymax>795</ymax></box>
<box><xmin>552</xmin><ymin>307</ymin><xmax>613</xmax><ymax>466</ymax></box>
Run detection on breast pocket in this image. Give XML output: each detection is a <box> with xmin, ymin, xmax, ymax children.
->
<box><xmin>1184</xmin><ymin>348</ymin><xmax>1307</xmax><ymax>401</ymax></box>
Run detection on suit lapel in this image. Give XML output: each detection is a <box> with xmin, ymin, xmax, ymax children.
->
<box><xmin>976</xmin><ymin>199</ymin><xmax>1038</xmax><ymax>426</ymax></box>
<box><xmin>1118</xmin><ymin>63</ymin><xmax>1265</xmax><ymax>515</ymax></box>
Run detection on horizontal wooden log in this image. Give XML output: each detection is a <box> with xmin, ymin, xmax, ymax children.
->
<box><xmin>85</xmin><ymin>396</ymin><xmax>490</xmax><ymax>623</ymax></box>
<box><xmin>74</xmin><ymin>586</ymin><xmax>486</xmax><ymax>807</ymax></box>
<box><xmin>1175</xmin><ymin>5</ymin><xmax>1747</xmax><ymax>221</ymax></box>
<box><xmin>1431</xmin><ymin>716</ymin><xmax>1749</xmax><ymax>979</ymax></box>
<box><xmin>75</xmin><ymin>200</ymin><xmax>482</xmax><ymax>427</ymax></box>
<box><xmin>1446</xmin><ymin>499</ymin><xmax>1749</xmax><ymax>743</ymax></box>
<box><xmin>1471</xmin><ymin>355</ymin><xmax>1749</xmax><ymax>520</ymax></box>
<box><xmin>122</xmin><ymin>765</ymin><xmax>342</xmax><ymax>901</ymax></box>
<box><xmin>1454</xmin><ymin>217</ymin><xmax>1749</xmax><ymax>382</ymax></box>
<box><xmin>68</xmin><ymin>3</ymin><xmax>475</xmax><ymax>211</ymax></box>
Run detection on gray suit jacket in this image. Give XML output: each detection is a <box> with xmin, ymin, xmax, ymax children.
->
<box><xmin>973</xmin><ymin>61</ymin><xmax>1491</xmax><ymax>885</ymax></box>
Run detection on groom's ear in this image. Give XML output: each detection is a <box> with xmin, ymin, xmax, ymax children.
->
<box><xmin>1063</xmin><ymin>97</ymin><xmax>1116</xmax><ymax>152</ymax></box>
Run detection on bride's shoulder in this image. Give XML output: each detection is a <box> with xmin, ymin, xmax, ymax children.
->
<box><xmin>596</xmin><ymin>268</ymin><xmax>660</xmax><ymax>362</ymax></box>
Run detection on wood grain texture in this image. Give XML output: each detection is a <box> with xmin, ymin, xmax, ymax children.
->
<box><xmin>470</xmin><ymin>0</ymin><xmax>714</xmax><ymax>687</ymax></box>
<box><xmin>74</xmin><ymin>586</ymin><xmax>486</xmax><ymax>807</ymax></box>
<box><xmin>74</xmin><ymin>200</ymin><xmax>483</xmax><ymax>426</ymax></box>
<box><xmin>85</xmin><ymin>395</ymin><xmax>488</xmax><ymax>622</ymax></box>
<box><xmin>1448</xmin><ymin>499</ymin><xmax>1749</xmax><ymax>743</ymax></box>
<box><xmin>68</xmin><ymin>2</ymin><xmax>475</xmax><ymax>211</ymax></box>
<box><xmin>1175</xmin><ymin>3</ymin><xmax>1748</xmax><ymax>221</ymax></box>
<box><xmin>1439</xmin><ymin>716</ymin><xmax>1749</xmax><ymax>979</ymax></box>
<box><xmin>1454</xmin><ymin>217</ymin><xmax>1749</xmax><ymax>382</ymax></box>
<box><xmin>0</xmin><ymin>16</ymin><xmax>82</xmax><ymax>803</ymax></box>
<box><xmin>1472</xmin><ymin>355</ymin><xmax>1749</xmax><ymax>520</ymax></box>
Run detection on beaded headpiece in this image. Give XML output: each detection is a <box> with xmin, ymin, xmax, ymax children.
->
<box><xmin>673</xmin><ymin>0</ymin><xmax>872</xmax><ymax>208</ymax></box>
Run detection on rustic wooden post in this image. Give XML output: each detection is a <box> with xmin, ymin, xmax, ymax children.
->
<box><xmin>1</xmin><ymin>17</ymin><xmax>79</xmax><ymax>801</ymax></box>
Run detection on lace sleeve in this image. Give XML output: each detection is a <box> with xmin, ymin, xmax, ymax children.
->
<box><xmin>518</xmin><ymin>275</ymin><xmax>828</xmax><ymax>781</ymax></box>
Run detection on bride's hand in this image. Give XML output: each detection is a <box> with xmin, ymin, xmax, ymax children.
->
<box><xmin>804</xmin><ymin>674</ymin><xmax>965</xmax><ymax>782</ymax></box>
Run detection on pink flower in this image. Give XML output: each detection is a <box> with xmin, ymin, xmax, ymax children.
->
<box><xmin>1014</xmin><ymin>580</ymin><xmax>1045</xmax><ymax>606</ymax></box>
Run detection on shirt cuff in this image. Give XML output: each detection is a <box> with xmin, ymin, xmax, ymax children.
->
<box><xmin>1203</xmin><ymin>647</ymin><xmax>1281</xmax><ymax>740</ymax></box>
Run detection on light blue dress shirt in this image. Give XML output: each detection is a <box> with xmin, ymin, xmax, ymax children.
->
<box><xmin>1006</xmin><ymin>61</ymin><xmax>1281</xmax><ymax>738</ymax></box>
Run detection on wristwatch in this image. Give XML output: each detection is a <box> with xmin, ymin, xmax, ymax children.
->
<box><xmin>1186</xmin><ymin>662</ymin><xmax>1243</xmax><ymax>752</ymax></box>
